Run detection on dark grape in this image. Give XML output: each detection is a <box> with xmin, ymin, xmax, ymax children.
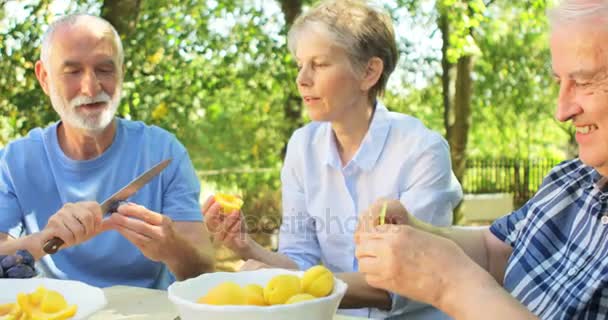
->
<box><xmin>1</xmin><ymin>255</ymin><xmax>22</xmax><ymax>270</ymax></box>
<box><xmin>16</xmin><ymin>250</ymin><xmax>35</xmax><ymax>267</ymax></box>
<box><xmin>6</xmin><ymin>264</ymin><xmax>35</xmax><ymax>278</ymax></box>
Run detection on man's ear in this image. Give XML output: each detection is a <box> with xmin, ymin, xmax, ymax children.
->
<box><xmin>35</xmin><ymin>60</ymin><xmax>51</xmax><ymax>96</ymax></box>
<box><xmin>359</xmin><ymin>57</ymin><xmax>384</xmax><ymax>92</ymax></box>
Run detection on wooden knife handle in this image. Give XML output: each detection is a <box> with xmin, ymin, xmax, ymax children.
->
<box><xmin>42</xmin><ymin>237</ymin><xmax>64</xmax><ymax>254</ymax></box>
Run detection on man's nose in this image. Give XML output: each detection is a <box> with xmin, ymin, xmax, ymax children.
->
<box><xmin>555</xmin><ymin>82</ymin><xmax>582</xmax><ymax>122</ymax></box>
<box><xmin>80</xmin><ymin>70</ymin><xmax>102</xmax><ymax>97</ymax></box>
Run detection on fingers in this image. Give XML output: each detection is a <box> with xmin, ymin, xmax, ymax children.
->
<box><xmin>204</xmin><ymin>202</ymin><xmax>225</xmax><ymax>232</ymax></box>
<box><xmin>355</xmin><ymin>199</ymin><xmax>387</xmax><ymax>239</ymax></box>
<box><xmin>224</xmin><ymin>216</ymin><xmax>245</xmax><ymax>241</ymax></box>
<box><xmin>355</xmin><ymin>219</ymin><xmax>394</xmax><ymax>245</ymax></box>
<box><xmin>385</xmin><ymin>200</ymin><xmax>409</xmax><ymax>225</ymax></box>
<box><xmin>214</xmin><ymin>212</ymin><xmax>242</xmax><ymax>243</ymax></box>
<box><xmin>354</xmin><ymin>235</ymin><xmax>386</xmax><ymax>260</ymax></box>
<box><xmin>112</xmin><ymin>224</ymin><xmax>154</xmax><ymax>257</ymax></box>
<box><xmin>239</xmin><ymin>259</ymin><xmax>269</xmax><ymax>271</ymax></box>
<box><xmin>100</xmin><ymin>218</ymin><xmax>116</xmax><ymax>233</ymax></box>
<box><xmin>46</xmin><ymin>202</ymin><xmax>103</xmax><ymax>247</ymax></box>
<box><xmin>356</xmin><ymin>199</ymin><xmax>409</xmax><ymax>243</ymax></box>
<box><xmin>357</xmin><ymin>255</ymin><xmax>384</xmax><ymax>276</ymax></box>
<box><xmin>116</xmin><ymin>203</ymin><xmax>163</xmax><ymax>225</ymax></box>
<box><xmin>47</xmin><ymin>216</ymin><xmax>77</xmax><ymax>246</ymax></box>
<box><xmin>107</xmin><ymin>212</ymin><xmax>155</xmax><ymax>237</ymax></box>
<box><xmin>201</xmin><ymin>195</ymin><xmax>216</xmax><ymax>214</ymax></box>
<box><xmin>106</xmin><ymin>204</ymin><xmax>171</xmax><ymax>242</ymax></box>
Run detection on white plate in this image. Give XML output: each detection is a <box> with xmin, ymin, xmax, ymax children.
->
<box><xmin>0</xmin><ymin>278</ymin><xmax>107</xmax><ymax>319</ymax></box>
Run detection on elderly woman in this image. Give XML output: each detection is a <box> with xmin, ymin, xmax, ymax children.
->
<box><xmin>204</xmin><ymin>0</ymin><xmax>462</xmax><ymax>318</ymax></box>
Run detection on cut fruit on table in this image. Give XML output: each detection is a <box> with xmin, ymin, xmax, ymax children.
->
<box><xmin>214</xmin><ymin>193</ymin><xmax>244</xmax><ymax>214</ymax></box>
<box><xmin>0</xmin><ymin>285</ymin><xmax>78</xmax><ymax>320</ymax></box>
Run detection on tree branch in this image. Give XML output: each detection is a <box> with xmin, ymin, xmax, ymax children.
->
<box><xmin>485</xmin><ymin>0</ymin><xmax>497</xmax><ymax>8</ymax></box>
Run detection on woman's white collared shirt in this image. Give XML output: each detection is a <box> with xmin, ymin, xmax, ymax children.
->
<box><xmin>278</xmin><ymin>102</ymin><xmax>462</xmax><ymax>319</ymax></box>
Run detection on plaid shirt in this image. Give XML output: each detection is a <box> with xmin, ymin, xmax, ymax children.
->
<box><xmin>491</xmin><ymin>159</ymin><xmax>608</xmax><ymax>319</ymax></box>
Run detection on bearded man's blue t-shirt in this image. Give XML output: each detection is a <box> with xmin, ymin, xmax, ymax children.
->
<box><xmin>0</xmin><ymin>118</ymin><xmax>202</xmax><ymax>289</ymax></box>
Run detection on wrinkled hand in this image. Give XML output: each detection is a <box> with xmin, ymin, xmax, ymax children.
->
<box><xmin>105</xmin><ymin>203</ymin><xmax>178</xmax><ymax>263</ymax></box>
<box><xmin>239</xmin><ymin>259</ymin><xmax>272</xmax><ymax>271</ymax></box>
<box><xmin>43</xmin><ymin>201</ymin><xmax>110</xmax><ymax>248</ymax></box>
<box><xmin>202</xmin><ymin>195</ymin><xmax>250</xmax><ymax>255</ymax></box>
<box><xmin>355</xmin><ymin>224</ymin><xmax>474</xmax><ymax>308</ymax></box>
<box><xmin>354</xmin><ymin>199</ymin><xmax>409</xmax><ymax>243</ymax></box>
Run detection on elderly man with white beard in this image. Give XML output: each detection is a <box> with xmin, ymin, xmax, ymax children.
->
<box><xmin>0</xmin><ymin>14</ymin><xmax>214</xmax><ymax>288</ymax></box>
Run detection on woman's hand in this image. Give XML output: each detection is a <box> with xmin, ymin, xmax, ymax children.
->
<box><xmin>202</xmin><ymin>195</ymin><xmax>252</xmax><ymax>257</ymax></box>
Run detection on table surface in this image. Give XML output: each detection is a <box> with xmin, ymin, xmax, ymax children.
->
<box><xmin>91</xmin><ymin>286</ymin><xmax>364</xmax><ymax>320</ymax></box>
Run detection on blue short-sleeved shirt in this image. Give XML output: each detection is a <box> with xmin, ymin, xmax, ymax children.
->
<box><xmin>0</xmin><ymin>118</ymin><xmax>201</xmax><ymax>289</ymax></box>
<box><xmin>491</xmin><ymin>159</ymin><xmax>608</xmax><ymax>319</ymax></box>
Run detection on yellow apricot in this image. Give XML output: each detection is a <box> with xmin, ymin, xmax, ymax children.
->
<box><xmin>214</xmin><ymin>194</ymin><xmax>244</xmax><ymax>214</ymax></box>
<box><xmin>197</xmin><ymin>282</ymin><xmax>247</xmax><ymax>306</ymax></box>
<box><xmin>301</xmin><ymin>265</ymin><xmax>334</xmax><ymax>298</ymax></box>
<box><xmin>32</xmin><ymin>304</ymin><xmax>77</xmax><ymax>320</ymax></box>
<box><xmin>40</xmin><ymin>290</ymin><xmax>68</xmax><ymax>314</ymax></box>
<box><xmin>285</xmin><ymin>293</ymin><xmax>316</xmax><ymax>304</ymax></box>
<box><xmin>264</xmin><ymin>274</ymin><xmax>301</xmax><ymax>305</ymax></box>
<box><xmin>0</xmin><ymin>303</ymin><xmax>15</xmax><ymax>316</ymax></box>
<box><xmin>243</xmin><ymin>284</ymin><xmax>266</xmax><ymax>306</ymax></box>
<box><xmin>29</xmin><ymin>286</ymin><xmax>47</xmax><ymax>307</ymax></box>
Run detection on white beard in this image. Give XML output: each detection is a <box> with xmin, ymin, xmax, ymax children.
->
<box><xmin>49</xmin><ymin>81</ymin><xmax>121</xmax><ymax>132</ymax></box>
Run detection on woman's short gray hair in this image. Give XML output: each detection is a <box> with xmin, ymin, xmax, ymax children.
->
<box><xmin>548</xmin><ymin>0</ymin><xmax>608</xmax><ymax>28</ymax></box>
<box><xmin>40</xmin><ymin>14</ymin><xmax>124</xmax><ymax>69</ymax></box>
<box><xmin>287</xmin><ymin>0</ymin><xmax>399</xmax><ymax>101</ymax></box>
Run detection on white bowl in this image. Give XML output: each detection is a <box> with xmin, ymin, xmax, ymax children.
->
<box><xmin>0</xmin><ymin>278</ymin><xmax>107</xmax><ymax>319</ymax></box>
<box><xmin>168</xmin><ymin>268</ymin><xmax>348</xmax><ymax>320</ymax></box>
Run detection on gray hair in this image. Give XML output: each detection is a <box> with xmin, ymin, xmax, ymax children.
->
<box><xmin>548</xmin><ymin>0</ymin><xmax>608</xmax><ymax>28</ymax></box>
<box><xmin>287</xmin><ymin>0</ymin><xmax>399</xmax><ymax>101</ymax></box>
<box><xmin>40</xmin><ymin>14</ymin><xmax>124</xmax><ymax>69</ymax></box>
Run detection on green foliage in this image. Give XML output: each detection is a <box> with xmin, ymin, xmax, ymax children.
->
<box><xmin>0</xmin><ymin>0</ymin><xmax>573</xmax><ymax>228</ymax></box>
<box><xmin>0</xmin><ymin>0</ymin><xmax>52</xmax><ymax>143</ymax></box>
<box><xmin>469</xmin><ymin>1</ymin><xmax>569</xmax><ymax>159</ymax></box>
<box><xmin>0</xmin><ymin>0</ymin><xmax>293</xmax><ymax>225</ymax></box>
<box><xmin>388</xmin><ymin>0</ymin><xmax>569</xmax><ymax>160</ymax></box>
<box><xmin>438</xmin><ymin>0</ymin><xmax>486</xmax><ymax>61</ymax></box>
<box><xmin>120</xmin><ymin>0</ymin><xmax>293</xmax><ymax>222</ymax></box>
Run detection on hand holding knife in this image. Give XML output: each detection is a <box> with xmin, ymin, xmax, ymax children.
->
<box><xmin>42</xmin><ymin>159</ymin><xmax>172</xmax><ymax>254</ymax></box>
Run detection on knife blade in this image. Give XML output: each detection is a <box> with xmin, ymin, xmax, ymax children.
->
<box><xmin>42</xmin><ymin>158</ymin><xmax>172</xmax><ymax>254</ymax></box>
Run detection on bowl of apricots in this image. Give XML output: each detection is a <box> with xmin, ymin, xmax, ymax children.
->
<box><xmin>168</xmin><ymin>266</ymin><xmax>347</xmax><ymax>320</ymax></box>
<box><xmin>0</xmin><ymin>278</ymin><xmax>106</xmax><ymax>319</ymax></box>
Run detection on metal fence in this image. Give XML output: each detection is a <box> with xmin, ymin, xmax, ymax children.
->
<box><xmin>463</xmin><ymin>157</ymin><xmax>565</xmax><ymax>207</ymax></box>
<box><xmin>197</xmin><ymin>157</ymin><xmax>566</xmax><ymax>208</ymax></box>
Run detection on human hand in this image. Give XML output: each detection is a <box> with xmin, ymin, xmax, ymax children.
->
<box><xmin>201</xmin><ymin>195</ymin><xmax>251</xmax><ymax>256</ymax></box>
<box><xmin>354</xmin><ymin>199</ymin><xmax>409</xmax><ymax>244</ymax></box>
<box><xmin>355</xmin><ymin>224</ymin><xmax>481</xmax><ymax>309</ymax></box>
<box><xmin>239</xmin><ymin>259</ymin><xmax>272</xmax><ymax>271</ymax></box>
<box><xmin>42</xmin><ymin>201</ymin><xmax>109</xmax><ymax>249</ymax></box>
<box><xmin>105</xmin><ymin>202</ymin><xmax>179</xmax><ymax>263</ymax></box>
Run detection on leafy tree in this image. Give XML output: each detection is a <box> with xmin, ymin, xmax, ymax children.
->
<box><xmin>0</xmin><ymin>0</ymin><xmax>573</xmax><ymax>227</ymax></box>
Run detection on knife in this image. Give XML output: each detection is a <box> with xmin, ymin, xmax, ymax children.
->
<box><xmin>42</xmin><ymin>158</ymin><xmax>172</xmax><ymax>254</ymax></box>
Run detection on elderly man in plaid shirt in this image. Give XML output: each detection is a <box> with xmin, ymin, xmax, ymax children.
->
<box><xmin>354</xmin><ymin>0</ymin><xmax>608</xmax><ymax>319</ymax></box>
